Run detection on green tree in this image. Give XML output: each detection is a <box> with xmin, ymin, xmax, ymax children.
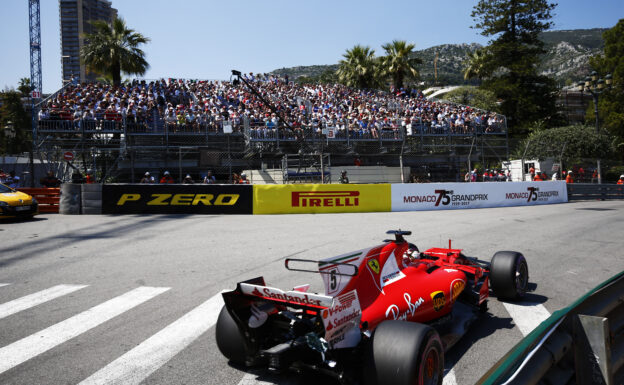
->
<box><xmin>0</xmin><ymin>91</ymin><xmax>31</xmax><ymax>155</ymax></box>
<box><xmin>336</xmin><ymin>45</ymin><xmax>380</xmax><ymax>89</ymax></box>
<box><xmin>17</xmin><ymin>78</ymin><xmax>32</xmax><ymax>97</ymax></box>
<box><xmin>80</xmin><ymin>17</ymin><xmax>150</xmax><ymax>86</ymax></box>
<box><xmin>441</xmin><ymin>86</ymin><xmax>499</xmax><ymax>111</ymax></box>
<box><xmin>515</xmin><ymin>124</ymin><xmax>614</xmax><ymax>163</ymax></box>
<box><xmin>471</xmin><ymin>0</ymin><xmax>560</xmax><ymax>134</ymax></box>
<box><xmin>380</xmin><ymin>40</ymin><xmax>421</xmax><ymax>90</ymax></box>
<box><xmin>462</xmin><ymin>48</ymin><xmax>492</xmax><ymax>81</ymax></box>
<box><xmin>588</xmin><ymin>19</ymin><xmax>624</xmax><ymax>158</ymax></box>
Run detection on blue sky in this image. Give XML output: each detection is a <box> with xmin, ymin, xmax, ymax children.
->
<box><xmin>1</xmin><ymin>0</ymin><xmax>622</xmax><ymax>93</ymax></box>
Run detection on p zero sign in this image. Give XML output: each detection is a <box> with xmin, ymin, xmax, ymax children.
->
<box><xmin>253</xmin><ymin>184</ymin><xmax>391</xmax><ymax>214</ymax></box>
<box><xmin>391</xmin><ymin>181</ymin><xmax>567</xmax><ymax>212</ymax></box>
<box><xmin>102</xmin><ymin>184</ymin><xmax>253</xmax><ymax>214</ymax></box>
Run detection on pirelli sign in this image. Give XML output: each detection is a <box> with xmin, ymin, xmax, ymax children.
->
<box><xmin>254</xmin><ymin>184</ymin><xmax>391</xmax><ymax>214</ymax></box>
<box><xmin>102</xmin><ymin>184</ymin><xmax>252</xmax><ymax>214</ymax></box>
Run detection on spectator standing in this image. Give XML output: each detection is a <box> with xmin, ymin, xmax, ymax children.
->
<box><xmin>160</xmin><ymin>171</ymin><xmax>175</xmax><ymax>184</ymax></box>
<box><xmin>40</xmin><ymin>171</ymin><xmax>61</xmax><ymax>187</ymax></box>
<box><xmin>339</xmin><ymin>170</ymin><xmax>349</xmax><ymax>184</ymax></box>
<box><xmin>6</xmin><ymin>171</ymin><xmax>20</xmax><ymax>188</ymax></box>
<box><xmin>565</xmin><ymin>170</ymin><xmax>574</xmax><ymax>184</ymax></box>
<box><xmin>239</xmin><ymin>172</ymin><xmax>250</xmax><ymax>184</ymax></box>
<box><xmin>578</xmin><ymin>167</ymin><xmax>585</xmax><ymax>182</ymax></box>
<box><xmin>529</xmin><ymin>166</ymin><xmax>535</xmax><ymax>181</ymax></box>
<box><xmin>86</xmin><ymin>169</ymin><xmax>95</xmax><ymax>184</ymax></box>
<box><xmin>591</xmin><ymin>169</ymin><xmax>598</xmax><ymax>183</ymax></box>
<box><xmin>183</xmin><ymin>174</ymin><xmax>194</xmax><ymax>184</ymax></box>
<box><xmin>203</xmin><ymin>170</ymin><xmax>216</xmax><ymax>184</ymax></box>
<box><xmin>140</xmin><ymin>172</ymin><xmax>154</xmax><ymax>184</ymax></box>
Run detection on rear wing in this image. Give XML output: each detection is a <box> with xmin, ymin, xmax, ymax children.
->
<box><xmin>285</xmin><ymin>258</ymin><xmax>358</xmax><ymax>276</ymax></box>
<box><xmin>224</xmin><ymin>277</ymin><xmax>333</xmax><ymax>310</ymax></box>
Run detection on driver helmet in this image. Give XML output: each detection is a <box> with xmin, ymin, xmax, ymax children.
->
<box><xmin>620</xmin><ymin>175</ymin><xmax>624</xmax><ymax>179</ymax></box>
<box><xmin>241</xmin><ymin>172</ymin><xmax>247</xmax><ymax>178</ymax></box>
<box><xmin>145</xmin><ymin>171</ymin><xmax>150</xmax><ymax>176</ymax></box>
<box><xmin>164</xmin><ymin>171</ymin><xmax>170</xmax><ymax>176</ymax></box>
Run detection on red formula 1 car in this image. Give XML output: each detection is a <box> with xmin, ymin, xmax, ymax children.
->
<box><xmin>216</xmin><ymin>230</ymin><xmax>529</xmax><ymax>385</ymax></box>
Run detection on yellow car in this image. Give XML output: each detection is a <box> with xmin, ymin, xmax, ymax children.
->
<box><xmin>0</xmin><ymin>183</ymin><xmax>38</xmax><ymax>219</ymax></box>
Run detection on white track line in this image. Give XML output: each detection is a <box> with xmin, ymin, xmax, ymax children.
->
<box><xmin>443</xmin><ymin>369</ymin><xmax>458</xmax><ymax>385</ymax></box>
<box><xmin>0</xmin><ymin>284</ymin><xmax>88</xmax><ymax>320</ymax></box>
<box><xmin>237</xmin><ymin>372</ymin><xmax>284</xmax><ymax>385</ymax></box>
<box><xmin>0</xmin><ymin>283</ymin><xmax>10</xmax><ymax>288</ymax></box>
<box><xmin>503</xmin><ymin>301</ymin><xmax>551</xmax><ymax>336</ymax></box>
<box><xmin>0</xmin><ymin>286</ymin><xmax>169</xmax><ymax>375</ymax></box>
<box><xmin>79</xmin><ymin>291</ymin><xmax>225</xmax><ymax>385</ymax></box>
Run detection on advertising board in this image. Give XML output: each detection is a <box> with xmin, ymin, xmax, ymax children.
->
<box><xmin>391</xmin><ymin>181</ymin><xmax>568</xmax><ymax>212</ymax></box>
<box><xmin>102</xmin><ymin>184</ymin><xmax>253</xmax><ymax>214</ymax></box>
<box><xmin>253</xmin><ymin>184</ymin><xmax>391</xmax><ymax>214</ymax></box>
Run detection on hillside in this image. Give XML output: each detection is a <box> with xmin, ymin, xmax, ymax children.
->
<box><xmin>271</xmin><ymin>28</ymin><xmax>606</xmax><ymax>86</ymax></box>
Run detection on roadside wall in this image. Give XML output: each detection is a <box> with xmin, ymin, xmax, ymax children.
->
<box><xmin>61</xmin><ymin>181</ymin><xmax>569</xmax><ymax>215</ymax></box>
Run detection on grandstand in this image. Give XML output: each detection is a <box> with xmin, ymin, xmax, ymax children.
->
<box><xmin>35</xmin><ymin>74</ymin><xmax>508</xmax><ymax>183</ymax></box>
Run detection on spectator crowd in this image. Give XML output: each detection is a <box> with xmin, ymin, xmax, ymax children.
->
<box><xmin>37</xmin><ymin>74</ymin><xmax>506</xmax><ymax>139</ymax></box>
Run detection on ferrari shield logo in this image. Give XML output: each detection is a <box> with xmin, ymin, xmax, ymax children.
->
<box><xmin>367</xmin><ymin>259</ymin><xmax>380</xmax><ymax>274</ymax></box>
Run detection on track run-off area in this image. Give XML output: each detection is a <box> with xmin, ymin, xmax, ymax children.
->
<box><xmin>0</xmin><ymin>200</ymin><xmax>623</xmax><ymax>385</ymax></box>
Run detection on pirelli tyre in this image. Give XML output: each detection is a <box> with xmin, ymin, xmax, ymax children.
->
<box><xmin>365</xmin><ymin>320</ymin><xmax>444</xmax><ymax>385</ymax></box>
<box><xmin>490</xmin><ymin>251</ymin><xmax>529</xmax><ymax>301</ymax></box>
<box><xmin>215</xmin><ymin>306</ymin><xmax>247</xmax><ymax>364</ymax></box>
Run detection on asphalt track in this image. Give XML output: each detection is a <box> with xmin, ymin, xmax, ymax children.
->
<box><xmin>0</xmin><ymin>200</ymin><xmax>623</xmax><ymax>385</ymax></box>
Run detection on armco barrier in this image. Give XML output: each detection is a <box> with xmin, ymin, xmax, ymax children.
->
<box><xmin>102</xmin><ymin>184</ymin><xmax>253</xmax><ymax>214</ymax></box>
<box><xmin>479</xmin><ymin>270</ymin><xmax>624</xmax><ymax>384</ymax></box>
<box><xmin>253</xmin><ymin>184</ymin><xmax>391</xmax><ymax>214</ymax></box>
<box><xmin>18</xmin><ymin>188</ymin><xmax>60</xmax><ymax>213</ymax></box>
<box><xmin>391</xmin><ymin>181</ymin><xmax>568</xmax><ymax>211</ymax></box>
<box><xmin>81</xmin><ymin>184</ymin><xmax>102</xmax><ymax>214</ymax></box>
<box><xmin>567</xmin><ymin>183</ymin><xmax>624</xmax><ymax>201</ymax></box>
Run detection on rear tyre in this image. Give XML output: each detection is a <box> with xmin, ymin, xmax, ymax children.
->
<box><xmin>365</xmin><ymin>321</ymin><xmax>443</xmax><ymax>385</ymax></box>
<box><xmin>215</xmin><ymin>306</ymin><xmax>247</xmax><ymax>364</ymax></box>
<box><xmin>490</xmin><ymin>251</ymin><xmax>529</xmax><ymax>301</ymax></box>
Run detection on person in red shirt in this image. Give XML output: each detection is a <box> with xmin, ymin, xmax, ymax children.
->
<box><xmin>86</xmin><ymin>169</ymin><xmax>95</xmax><ymax>184</ymax></box>
<box><xmin>533</xmin><ymin>173</ymin><xmax>542</xmax><ymax>181</ymax></box>
<box><xmin>160</xmin><ymin>171</ymin><xmax>174</xmax><ymax>184</ymax></box>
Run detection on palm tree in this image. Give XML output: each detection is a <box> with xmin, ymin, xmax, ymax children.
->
<box><xmin>463</xmin><ymin>48</ymin><xmax>490</xmax><ymax>81</ymax></box>
<box><xmin>380</xmin><ymin>40</ymin><xmax>421</xmax><ymax>90</ymax></box>
<box><xmin>337</xmin><ymin>45</ymin><xmax>380</xmax><ymax>89</ymax></box>
<box><xmin>81</xmin><ymin>17</ymin><xmax>150</xmax><ymax>86</ymax></box>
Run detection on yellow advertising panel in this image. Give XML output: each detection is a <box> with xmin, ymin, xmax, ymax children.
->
<box><xmin>253</xmin><ymin>184</ymin><xmax>391</xmax><ymax>214</ymax></box>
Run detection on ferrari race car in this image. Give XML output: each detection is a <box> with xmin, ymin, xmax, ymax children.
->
<box><xmin>216</xmin><ymin>230</ymin><xmax>529</xmax><ymax>385</ymax></box>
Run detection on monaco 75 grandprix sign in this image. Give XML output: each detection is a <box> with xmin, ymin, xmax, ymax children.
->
<box><xmin>391</xmin><ymin>181</ymin><xmax>567</xmax><ymax>212</ymax></box>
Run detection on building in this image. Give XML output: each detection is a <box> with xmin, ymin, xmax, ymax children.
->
<box><xmin>59</xmin><ymin>0</ymin><xmax>117</xmax><ymax>84</ymax></box>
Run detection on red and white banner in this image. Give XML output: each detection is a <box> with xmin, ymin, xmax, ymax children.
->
<box><xmin>392</xmin><ymin>181</ymin><xmax>568</xmax><ymax>212</ymax></box>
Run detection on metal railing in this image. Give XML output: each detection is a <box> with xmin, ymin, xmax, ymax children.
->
<box><xmin>567</xmin><ymin>183</ymin><xmax>624</xmax><ymax>200</ymax></box>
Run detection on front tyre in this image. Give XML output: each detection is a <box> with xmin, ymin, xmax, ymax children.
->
<box><xmin>215</xmin><ymin>305</ymin><xmax>247</xmax><ymax>364</ymax></box>
<box><xmin>490</xmin><ymin>251</ymin><xmax>529</xmax><ymax>301</ymax></box>
<box><xmin>365</xmin><ymin>321</ymin><xmax>443</xmax><ymax>385</ymax></box>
